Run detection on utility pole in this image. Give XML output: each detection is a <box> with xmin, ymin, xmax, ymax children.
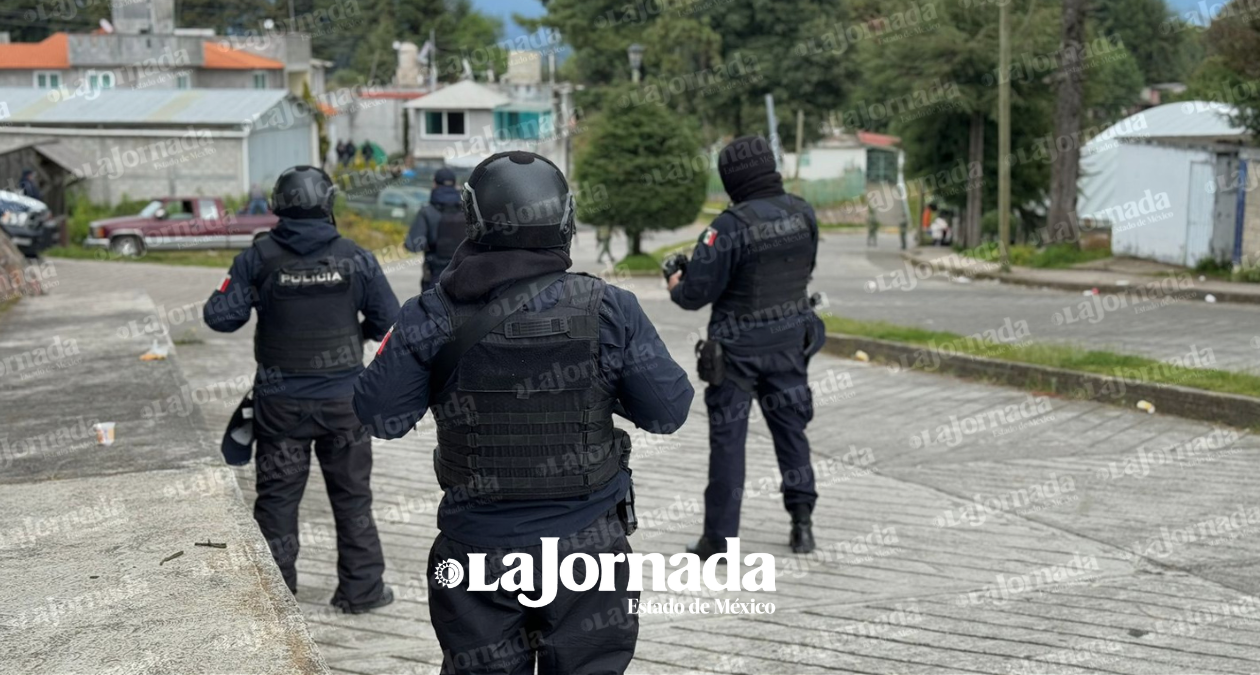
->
<box><xmin>794</xmin><ymin>109</ymin><xmax>805</xmax><ymax>181</ymax></box>
<box><xmin>765</xmin><ymin>94</ymin><xmax>782</xmax><ymax>172</ymax></box>
<box><xmin>998</xmin><ymin>0</ymin><xmax>1011</xmax><ymax>272</ymax></box>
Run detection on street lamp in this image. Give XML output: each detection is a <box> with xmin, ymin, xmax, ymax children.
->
<box><xmin>627</xmin><ymin>43</ymin><xmax>644</xmax><ymax>85</ymax></box>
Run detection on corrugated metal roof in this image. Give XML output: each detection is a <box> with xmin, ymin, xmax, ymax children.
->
<box><xmin>0</xmin><ymin>87</ymin><xmax>292</xmax><ymax>127</ymax></box>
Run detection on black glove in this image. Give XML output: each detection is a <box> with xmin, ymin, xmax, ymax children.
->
<box><xmin>662</xmin><ymin>253</ymin><xmax>689</xmax><ymax>281</ymax></box>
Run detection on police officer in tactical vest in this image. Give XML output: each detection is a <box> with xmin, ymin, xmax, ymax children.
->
<box><xmin>354</xmin><ymin>151</ymin><xmax>693</xmax><ymax>674</ymax></box>
<box><xmin>667</xmin><ymin>136</ymin><xmax>827</xmax><ymax>558</ymax></box>
<box><xmin>204</xmin><ymin>166</ymin><xmax>401</xmax><ymax>613</ymax></box>
<box><xmin>407</xmin><ymin>167</ymin><xmax>466</xmax><ymax>291</ymax></box>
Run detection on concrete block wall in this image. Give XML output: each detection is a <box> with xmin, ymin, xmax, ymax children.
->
<box><xmin>0</xmin><ymin>132</ymin><xmax>246</xmax><ymax>205</ymax></box>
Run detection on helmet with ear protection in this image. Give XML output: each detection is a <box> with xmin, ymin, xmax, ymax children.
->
<box><xmin>461</xmin><ymin>151</ymin><xmax>574</xmax><ymax>250</ymax></box>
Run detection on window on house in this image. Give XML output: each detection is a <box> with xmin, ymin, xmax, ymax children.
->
<box><xmin>424</xmin><ymin>111</ymin><xmax>467</xmax><ymax>137</ymax></box>
<box><xmin>866</xmin><ymin>148</ymin><xmax>897</xmax><ymax>184</ymax></box>
<box><xmin>495</xmin><ymin>111</ymin><xmax>544</xmax><ymax>140</ymax></box>
<box><xmin>87</xmin><ymin>71</ymin><xmax>115</xmax><ymax>91</ymax></box>
<box><xmin>35</xmin><ymin>72</ymin><xmax>61</xmax><ymax>89</ymax></box>
<box><xmin>176</xmin><ymin>73</ymin><xmax>190</xmax><ymax>89</ymax></box>
<box><xmin>252</xmin><ymin>72</ymin><xmax>268</xmax><ymax>89</ymax></box>
<box><xmin>447</xmin><ymin>111</ymin><xmax>465</xmax><ymax>135</ymax></box>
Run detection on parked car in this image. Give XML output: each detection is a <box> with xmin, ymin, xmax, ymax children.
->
<box><xmin>345</xmin><ymin>185</ymin><xmax>431</xmax><ymax>222</ymax></box>
<box><xmin>83</xmin><ymin>197</ymin><xmax>279</xmax><ymax>257</ymax></box>
<box><xmin>0</xmin><ymin>190</ymin><xmax>61</xmax><ymax>258</ymax></box>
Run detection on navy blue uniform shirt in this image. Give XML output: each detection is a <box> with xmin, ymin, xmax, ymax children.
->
<box><xmin>353</xmin><ymin>275</ymin><xmax>694</xmax><ymax>547</ymax></box>
<box><xmin>203</xmin><ymin>218</ymin><xmax>401</xmax><ymax>400</ymax></box>
<box><xmin>670</xmin><ymin>198</ymin><xmax>821</xmax><ymax>352</ymax></box>
<box><xmin>404</xmin><ymin>184</ymin><xmax>461</xmax><ymax>262</ymax></box>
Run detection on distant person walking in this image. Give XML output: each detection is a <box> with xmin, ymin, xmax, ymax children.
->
<box><xmin>930</xmin><ymin>214</ymin><xmax>949</xmax><ymax>246</ymax></box>
<box><xmin>898</xmin><ymin>208</ymin><xmax>910</xmax><ymax>250</ymax></box>
<box><xmin>19</xmin><ymin>169</ymin><xmax>41</xmax><ymax>201</ymax></box>
<box><xmin>247</xmin><ymin>183</ymin><xmax>268</xmax><ymax>215</ymax></box>
<box><xmin>596</xmin><ymin>224</ymin><xmax>614</xmax><ymax>264</ymax></box>
<box><xmin>866</xmin><ymin>208</ymin><xmax>879</xmax><ymax>247</ymax></box>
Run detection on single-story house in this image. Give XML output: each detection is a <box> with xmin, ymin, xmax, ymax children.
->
<box><xmin>403</xmin><ymin>80</ymin><xmax>568</xmax><ymax>172</ymax></box>
<box><xmin>1077</xmin><ymin>101</ymin><xmax>1253</xmax><ymax>267</ymax></box>
<box><xmin>783</xmin><ymin>131</ymin><xmax>902</xmax><ymax>183</ymax></box>
<box><xmin>0</xmin><ymin>87</ymin><xmax>316</xmax><ymax>205</ymax></box>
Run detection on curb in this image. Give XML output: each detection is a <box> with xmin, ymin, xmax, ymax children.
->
<box><xmin>900</xmin><ymin>251</ymin><xmax>1260</xmax><ymax>306</ymax></box>
<box><xmin>822</xmin><ymin>333</ymin><xmax>1260</xmax><ymax>429</ymax></box>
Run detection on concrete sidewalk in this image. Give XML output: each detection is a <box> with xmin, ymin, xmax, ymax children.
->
<box><xmin>0</xmin><ymin>291</ymin><xmax>327</xmax><ymax>674</ymax></box>
<box><xmin>904</xmin><ymin>246</ymin><xmax>1260</xmax><ymax>305</ymax></box>
<box><xmin>33</xmin><ymin>230</ymin><xmax>1260</xmax><ymax>674</ymax></box>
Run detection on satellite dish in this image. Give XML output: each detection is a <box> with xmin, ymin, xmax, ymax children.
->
<box><xmin>99</xmin><ymin>18</ymin><xmax>114</xmax><ymax>33</ymax></box>
<box><xmin>263</xmin><ymin>18</ymin><xmax>275</xmax><ymax>30</ymax></box>
<box><xmin>392</xmin><ymin>41</ymin><xmax>402</xmax><ymax>50</ymax></box>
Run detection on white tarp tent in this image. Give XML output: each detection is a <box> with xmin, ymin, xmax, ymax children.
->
<box><xmin>1077</xmin><ymin>102</ymin><xmax>1246</xmax><ymax>266</ymax></box>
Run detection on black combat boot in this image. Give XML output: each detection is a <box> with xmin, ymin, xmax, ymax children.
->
<box><xmin>333</xmin><ymin>584</ymin><xmax>395</xmax><ymax>614</ymax></box>
<box><xmin>686</xmin><ymin>536</ymin><xmax>728</xmax><ymax>561</ymax></box>
<box><xmin>790</xmin><ymin>506</ymin><xmax>815</xmax><ymax>554</ymax></box>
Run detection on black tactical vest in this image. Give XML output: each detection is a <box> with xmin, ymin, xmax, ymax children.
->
<box><xmin>433</xmin><ymin>203</ymin><xmax>465</xmax><ymax>262</ymax></box>
<box><xmin>712</xmin><ymin>194</ymin><xmax>817</xmax><ymax>319</ymax></box>
<box><xmin>253</xmin><ymin>235</ymin><xmax>363</xmax><ymax>373</ymax></box>
<box><xmin>431</xmin><ymin>273</ymin><xmax>624</xmax><ymax>500</ymax></box>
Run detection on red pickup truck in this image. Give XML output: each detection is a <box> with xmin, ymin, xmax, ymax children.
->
<box><xmin>84</xmin><ymin>197</ymin><xmax>280</xmax><ymax>257</ymax></box>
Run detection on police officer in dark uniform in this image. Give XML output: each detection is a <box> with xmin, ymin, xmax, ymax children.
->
<box><xmin>667</xmin><ymin>136</ymin><xmax>826</xmax><ymax>558</ymax></box>
<box><xmin>406</xmin><ymin>167</ymin><xmax>465</xmax><ymax>291</ymax></box>
<box><xmin>354</xmin><ymin>151</ymin><xmax>693</xmax><ymax>675</ymax></box>
<box><xmin>204</xmin><ymin>166</ymin><xmax>401</xmax><ymax>613</ymax></box>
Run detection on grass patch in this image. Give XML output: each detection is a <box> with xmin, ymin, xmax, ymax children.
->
<box><xmin>819</xmin><ymin>222</ymin><xmax>865</xmax><ymax>230</ymax></box>
<box><xmin>822</xmin><ymin>314</ymin><xmax>1260</xmax><ymax>399</ymax></box>
<box><xmin>1195</xmin><ymin>258</ymin><xmax>1260</xmax><ymax>284</ymax></box>
<box><xmin>44</xmin><ymin>246</ymin><xmax>242</xmax><ymax>268</ymax></box>
<box><xmin>650</xmin><ymin>239</ymin><xmax>695</xmax><ymax>262</ymax></box>
<box><xmin>616</xmin><ymin>254</ymin><xmax>662</xmax><ymax>272</ymax></box>
<box><xmin>961</xmin><ymin>243</ymin><xmax>1110</xmax><ymax>269</ymax></box>
<box><xmin>47</xmin><ymin>206</ymin><xmax>407</xmax><ymax>269</ymax></box>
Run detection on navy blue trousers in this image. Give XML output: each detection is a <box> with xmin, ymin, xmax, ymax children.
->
<box><xmin>703</xmin><ymin>350</ymin><xmax>818</xmax><ymax>541</ymax></box>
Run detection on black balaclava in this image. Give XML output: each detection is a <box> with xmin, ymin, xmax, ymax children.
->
<box><xmin>718</xmin><ymin>136</ymin><xmax>785</xmax><ymax>204</ymax></box>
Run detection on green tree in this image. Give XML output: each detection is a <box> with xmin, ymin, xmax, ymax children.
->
<box><xmin>854</xmin><ymin>0</ymin><xmax>1060</xmax><ymax>247</ymax></box>
<box><xmin>529</xmin><ymin>0</ymin><xmax>853</xmax><ymax>145</ymax></box>
<box><xmin>575</xmin><ymin>86</ymin><xmax>708</xmax><ymax>256</ymax></box>
<box><xmin>1198</xmin><ymin>3</ymin><xmax>1260</xmax><ymax>136</ymax></box>
<box><xmin>1092</xmin><ymin>0</ymin><xmax>1203</xmax><ymax>84</ymax></box>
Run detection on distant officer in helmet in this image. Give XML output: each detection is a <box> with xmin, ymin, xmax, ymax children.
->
<box><xmin>354</xmin><ymin>151</ymin><xmax>693</xmax><ymax>674</ymax></box>
<box><xmin>204</xmin><ymin>165</ymin><xmax>401</xmax><ymax>613</ymax></box>
<box><xmin>406</xmin><ymin>167</ymin><xmax>464</xmax><ymax>291</ymax></box>
<box><xmin>667</xmin><ymin>136</ymin><xmax>827</xmax><ymax>558</ymax></box>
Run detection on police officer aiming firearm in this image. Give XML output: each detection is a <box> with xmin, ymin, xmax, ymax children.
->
<box><xmin>354</xmin><ymin>151</ymin><xmax>693</xmax><ymax>674</ymax></box>
<box><xmin>667</xmin><ymin>136</ymin><xmax>827</xmax><ymax>558</ymax></box>
<box><xmin>204</xmin><ymin>165</ymin><xmax>401</xmax><ymax>613</ymax></box>
<box><xmin>406</xmin><ymin>167</ymin><xmax>464</xmax><ymax>291</ymax></box>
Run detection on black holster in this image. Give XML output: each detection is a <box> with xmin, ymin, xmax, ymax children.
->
<box><xmin>696</xmin><ymin>339</ymin><xmax>726</xmax><ymax>386</ymax></box>
<box><xmin>615</xmin><ymin>428</ymin><xmax>637</xmax><ymax>536</ymax></box>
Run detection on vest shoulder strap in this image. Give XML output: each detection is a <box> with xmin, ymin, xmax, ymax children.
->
<box><xmin>431</xmin><ymin>271</ymin><xmax>567</xmax><ymax>394</ymax></box>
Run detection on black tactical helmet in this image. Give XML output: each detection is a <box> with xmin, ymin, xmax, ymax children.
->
<box><xmin>462</xmin><ymin>151</ymin><xmax>574</xmax><ymax>249</ymax></box>
<box><xmin>271</xmin><ymin>165</ymin><xmax>337</xmax><ymax>219</ymax></box>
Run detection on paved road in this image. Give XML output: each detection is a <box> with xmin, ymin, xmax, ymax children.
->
<box><xmin>35</xmin><ymin>227</ymin><xmax>1260</xmax><ymax>674</ymax></box>
<box><xmin>814</xmin><ymin>235</ymin><xmax>1260</xmax><ymax>374</ymax></box>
